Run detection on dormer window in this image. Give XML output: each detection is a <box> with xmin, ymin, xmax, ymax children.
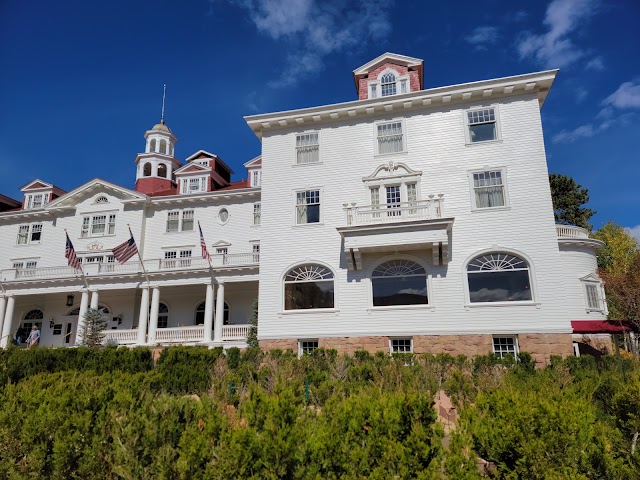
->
<box><xmin>25</xmin><ymin>193</ymin><xmax>48</xmax><ymax>209</ymax></box>
<box><xmin>180</xmin><ymin>177</ymin><xmax>208</xmax><ymax>194</ymax></box>
<box><xmin>380</xmin><ymin>73</ymin><xmax>397</xmax><ymax>97</ymax></box>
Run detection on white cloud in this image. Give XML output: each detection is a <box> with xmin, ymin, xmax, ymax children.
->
<box><xmin>626</xmin><ymin>225</ymin><xmax>640</xmax><ymax>242</ymax></box>
<box><xmin>603</xmin><ymin>81</ymin><xmax>640</xmax><ymax>109</ymax></box>
<box><xmin>465</xmin><ymin>26</ymin><xmax>499</xmax><ymax>49</ymax></box>
<box><xmin>585</xmin><ymin>56</ymin><xmax>604</xmax><ymax>71</ymax></box>
<box><xmin>225</xmin><ymin>0</ymin><xmax>394</xmax><ymax>87</ymax></box>
<box><xmin>517</xmin><ymin>0</ymin><xmax>600</xmax><ymax>69</ymax></box>
<box><xmin>552</xmin><ymin>124</ymin><xmax>597</xmax><ymax>143</ymax></box>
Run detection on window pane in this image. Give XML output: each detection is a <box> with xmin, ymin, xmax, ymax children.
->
<box><xmin>586</xmin><ymin>285</ymin><xmax>600</xmax><ymax>309</ymax></box>
<box><xmin>91</xmin><ymin>216</ymin><xmax>106</xmax><ymax>235</ymax></box>
<box><xmin>167</xmin><ymin>212</ymin><xmax>179</xmax><ymax>232</ymax></box>
<box><xmin>301</xmin><ymin>341</ymin><xmax>319</xmax><ymax>354</ymax></box>
<box><xmin>373</xmin><ymin>276</ymin><xmax>428</xmax><ymax>306</ymax></box>
<box><xmin>107</xmin><ymin>215</ymin><xmax>116</xmax><ymax>235</ymax></box>
<box><xmin>493</xmin><ymin>337</ymin><xmax>516</xmax><ymax>358</ymax></box>
<box><xmin>81</xmin><ymin>217</ymin><xmax>90</xmax><ymax>237</ymax></box>
<box><xmin>468</xmin><ymin>270</ymin><xmax>532</xmax><ymax>302</ymax></box>
<box><xmin>253</xmin><ymin>203</ymin><xmax>261</xmax><ymax>225</ymax></box>
<box><xmin>392</xmin><ymin>339</ymin><xmax>412</xmax><ymax>353</ymax></box>
<box><xmin>296</xmin><ymin>133</ymin><xmax>319</xmax><ymax>164</ymax></box>
<box><xmin>296</xmin><ymin>191</ymin><xmax>320</xmax><ymax>224</ymax></box>
<box><xmin>473</xmin><ymin>172</ymin><xmax>505</xmax><ymax>208</ymax></box>
<box><xmin>377</xmin><ymin>122</ymin><xmax>403</xmax><ymax>154</ymax></box>
<box><xmin>182</xmin><ymin>210</ymin><xmax>194</xmax><ymax>231</ymax></box>
<box><xmin>285</xmin><ymin>281</ymin><xmax>334</xmax><ymax>310</ymax></box>
<box><xmin>469</xmin><ymin>123</ymin><xmax>496</xmax><ymax>142</ymax></box>
<box><xmin>17</xmin><ymin>225</ymin><xmax>29</xmax><ymax>244</ymax></box>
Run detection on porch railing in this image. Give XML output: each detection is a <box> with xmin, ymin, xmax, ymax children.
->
<box><xmin>103</xmin><ymin>329</ymin><xmax>138</xmax><ymax>345</ymax></box>
<box><xmin>155</xmin><ymin>325</ymin><xmax>205</xmax><ymax>343</ymax></box>
<box><xmin>344</xmin><ymin>196</ymin><xmax>444</xmax><ymax>226</ymax></box>
<box><xmin>14</xmin><ymin>265</ymin><xmax>79</xmax><ymax>280</ymax></box>
<box><xmin>556</xmin><ymin>225</ymin><xmax>590</xmax><ymax>239</ymax></box>
<box><xmin>222</xmin><ymin>324</ymin><xmax>251</xmax><ymax>340</ymax></box>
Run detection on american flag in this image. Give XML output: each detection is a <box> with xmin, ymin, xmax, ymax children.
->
<box><xmin>112</xmin><ymin>233</ymin><xmax>138</xmax><ymax>264</ymax></box>
<box><xmin>65</xmin><ymin>233</ymin><xmax>82</xmax><ymax>270</ymax></box>
<box><xmin>198</xmin><ymin>221</ymin><xmax>211</xmax><ymax>262</ymax></box>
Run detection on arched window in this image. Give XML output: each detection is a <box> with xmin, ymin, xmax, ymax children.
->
<box><xmin>467</xmin><ymin>253</ymin><xmax>532</xmax><ymax>303</ymax></box>
<box><xmin>158</xmin><ymin>303</ymin><xmax>169</xmax><ymax>328</ymax></box>
<box><xmin>160</xmin><ymin>139</ymin><xmax>167</xmax><ymax>154</ymax></box>
<box><xmin>95</xmin><ymin>195</ymin><xmax>108</xmax><ymax>204</ymax></box>
<box><xmin>380</xmin><ymin>72</ymin><xmax>397</xmax><ymax>97</ymax></box>
<box><xmin>284</xmin><ymin>264</ymin><xmax>334</xmax><ymax>310</ymax></box>
<box><xmin>149</xmin><ymin>139</ymin><xmax>157</xmax><ymax>152</ymax></box>
<box><xmin>143</xmin><ymin>163</ymin><xmax>152</xmax><ymax>177</ymax></box>
<box><xmin>157</xmin><ymin>164</ymin><xmax>167</xmax><ymax>178</ymax></box>
<box><xmin>372</xmin><ymin>260</ymin><xmax>428</xmax><ymax>306</ymax></box>
<box><xmin>24</xmin><ymin>309</ymin><xmax>44</xmax><ymax>320</ymax></box>
<box><xmin>194</xmin><ymin>301</ymin><xmax>230</xmax><ymax>325</ymax></box>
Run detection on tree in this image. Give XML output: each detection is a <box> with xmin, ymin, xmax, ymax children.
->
<box><xmin>549</xmin><ymin>173</ymin><xmax>596</xmax><ymax>229</ymax></box>
<box><xmin>599</xmin><ymin>251</ymin><xmax>640</xmax><ymax>324</ymax></box>
<box><xmin>593</xmin><ymin>221</ymin><xmax>639</xmax><ymax>272</ymax></box>
<box><xmin>78</xmin><ymin>308</ymin><xmax>108</xmax><ymax>347</ymax></box>
<box><xmin>246</xmin><ymin>300</ymin><xmax>259</xmax><ymax>348</ymax></box>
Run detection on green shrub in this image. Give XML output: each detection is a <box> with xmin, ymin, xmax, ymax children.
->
<box><xmin>156</xmin><ymin>346</ymin><xmax>224</xmax><ymax>394</ymax></box>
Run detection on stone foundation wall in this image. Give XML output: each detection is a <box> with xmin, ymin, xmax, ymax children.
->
<box><xmin>260</xmin><ymin>333</ymin><xmax>574</xmax><ymax>365</ymax></box>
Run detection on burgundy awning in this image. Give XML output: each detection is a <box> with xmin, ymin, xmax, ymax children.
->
<box><xmin>571</xmin><ymin>320</ymin><xmax>631</xmax><ymax>334</ymax></box>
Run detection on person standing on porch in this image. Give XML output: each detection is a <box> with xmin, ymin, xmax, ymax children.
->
<box><xmin>25</xmin><ymin>325</ymin><xmax>40</xmax><ymax>349</ymax></box>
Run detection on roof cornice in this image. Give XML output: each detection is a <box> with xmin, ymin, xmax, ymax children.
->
<box><xmin>149</xmin><ymin>187</ymin><xmax>260</xmax><ymax>205</ymax></box>
<box><xmin>245</xmin><ymin>69</ymin><xmax>558</xmax><ymax>139</ymax></box>
<box><xmin>353</xmin><ymin>52</ymin><xmax>423</xmax><ymax>75</ymax></box>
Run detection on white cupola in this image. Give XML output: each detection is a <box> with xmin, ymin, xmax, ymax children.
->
<box><xmin>134</xmin><ymin>120</ymin><xmax>183</xmax><ymax>195</ymax></box>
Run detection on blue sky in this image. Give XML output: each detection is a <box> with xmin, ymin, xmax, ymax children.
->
<box><xmin>0</xmin><ymin>0</ymin><xmax>638</xmax><ymax>236</ymax></box>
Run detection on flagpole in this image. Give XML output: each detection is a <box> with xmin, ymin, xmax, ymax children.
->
<box><xmin>65</xmin><ymin>229</ymin><xmax>90</xmax><ymax>289</ymax></box>
<box><xmin>127</xmin><ymin>224</ymin><xmax>150</xmax><ymax>285</ymax></box>
<box><xmin>198</xmin><ymin>221</ymin><xmax>214</xmax><ymax>271</ymax></box>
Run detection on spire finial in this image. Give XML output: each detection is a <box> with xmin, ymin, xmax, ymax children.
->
<box><xmin>161</xmin><ymin>84</ymin><xmax>167</xmax><ymax>124</ymax></box>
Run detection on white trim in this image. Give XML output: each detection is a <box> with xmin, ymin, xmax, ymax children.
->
<box><xmin>353</xmin><ymin>52</ymin><xmax>423</xmax><ymax>75</ymax></box>
<box><xmin>217</xmin><ymin>206</ymin><xmax>230</xmax><ymax>225</ymax></box>
<box><xmin>281</xmin><ymin>260</ymin><xmax>337</xmax><ymax>313</ymax></box>
<box><xmin>467</xmin><ymin>167</ymin><xmax>510</xmax><ymax>211</ymax></box>
<box><xmin>298</xmin><ymin>338</ymin><xmax>320</xmax><ymax>358</ymax></box>
<box><xmin>464</xmin><ymin>104</ymin><xmax>502</xmax><ymax>145</ymax></box>
<box><xmin>580</xmin><ymin>274</ymin><xmax>606</xmax><ymax>314</ymax></box>
<box><xmin>292</xmin><ymin>187</ymin><xmax>323</xmax><ymax>226</ymax></box>
<box><xmin>389</xmin><ymin>337</ymin><xmax>413</xmax><ymax>354</ymax></box>
<box><xmin>374</xmin><ymin>118</ymin><xmax>407</xmax><ymax>156</ymax></box>
<box><xmin>462</xmin><ymin>248</ymin><xmax>538</xmax><ymax>306</ymax></box>
<box><xmin>492</xmin><ymin>335</ymin><xmax>519</xmax><ymax>358</ymax></box>
<box><xmin>366</xmin><ymin>254</ymin><xmax>433</xmax><ymax>310</ymax></box>
<box><xmin>293</xmin><ymin>130</ymin><xmax>321</xmax><ymax>165</ymax></box>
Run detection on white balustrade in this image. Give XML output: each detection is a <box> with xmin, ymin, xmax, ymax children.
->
<box><xmin>155</xmin><ymin>325</ymin><xmax>205</xmax><ymax>343</ymax></box>
<box><xmin>98</xmin><ymin>261</ymin><xmax>142</xmax><ymax>274</ymax></box>
<box><xmin>222</xmin><ymin>324</ymin><xmax>251</xmax><ymax>341</ymax></box>
<box><xmin>14</xmin><ymin>265</ymin><xmax>79</xmax><ymax>280</ymax></box>
<box><xmin>103</xmin><ymin>329</ymin><xmax>138</xmax><ymax>345</ymax></box>
<box><xmin>344</xmin><ymin>196</ymin><xmax>444</xmax><ymax>226</ymax></box>
<box><xmin>556</xmin><ymin>225</ymin><xmax>590</xmax><ymax>239</ymax></box>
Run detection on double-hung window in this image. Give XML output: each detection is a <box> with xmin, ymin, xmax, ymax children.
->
<box><xmin>582</xmin><ymin>277</ymin><xmax>604</xmax><ymax>312</ymax></box>
<box><xmin>166</xmin><ymin>210</ymin><xmax>194</xmax><ymax>232</ymax></box>
<box><xmin>253</xmin><ymin>203</ymin><xmax>261</xmax><ymax>226</ymax></box>
<box><xmin>180</xmin><ymin>177</ymin><xmax>207</xmax><ymax>194</ymax></box>
<box><xmin>466</xmin><ymin>107</ymin><xmax>498</xmax><ymax>143</ymax></box>
<box><xmin>17</xmin><ymin>224</ymin><xmax>42</xmax><ymax>245</ymax></box>
<box><xmin>376</xmin><ymin>121</ymin><xmax>404</xmax><ymax>155</ymax></box>
<box><xmin>586</xmin><ymin>284</ymin><xmax>600</xmax><ymax>310</ymax></box>
<box><xmin>295</xmin><ymin>132</ymin><xmax>319</xmax><ymax>164</ymax></box>
<box><xmin>296</xmin><ymin>190</ymin><xmax>321</xmax><ymax>224</ymax></box>
<box><xmin>81</xmin><ymin>214</ymin><xmax>116</xmax><ymax>238</ymax></box>
<box><xmin>25</xmin><ymin>193</ymin><xmax>48</xmax><ymax>209</ymax></box>
<box><xmin>251</xmin><ymin>170</ymin><xmax>262</xmax><ymax>187</ymax></box>
<box><xmin>472</xmin><ymin>170</ymin><xmax>506</xmax><ymax>209</ymax></box>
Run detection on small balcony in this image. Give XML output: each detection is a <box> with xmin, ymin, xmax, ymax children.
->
<box><xmin>1</xmin><ymin>253</ymin><xmax>259</xmax><ymax>283</ymax></box>
<box><xmin>337</xmin><ymin>195</ymin><xmax>453</xmax><ymax>270</ymax></box>
<box><xmin>556</xmin><ymin>225</ymin><xmax>604</xmax><ymax>250</ymax></box>
<box><xmin>343</xmin><ymin>196</ymin><xmax>444</xmax><ymax>226</ymax></box>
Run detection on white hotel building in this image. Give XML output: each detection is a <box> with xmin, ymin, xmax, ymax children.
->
<box><xmin>0</xmin><ymin>53</ymin><xmax>607</xmax><ymax>363</ymax></box>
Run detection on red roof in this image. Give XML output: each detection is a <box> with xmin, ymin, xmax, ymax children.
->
<box><xmin>218</xmin><ymin>180</ymin><xmax>249</xmax><ymax>191</ymax></box>
<box><xmin>571</xmin><ymin>320</ymin><xmax>631</xmax><ymax>334</ymax></box>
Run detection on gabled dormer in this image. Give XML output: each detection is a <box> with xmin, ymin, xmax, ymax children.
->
<box><xmin>20</xmin><ymin>179</ymin><xmax>66</xmax><ymax>210</ymax></box>
<box><xmin>178</xmin><ymin>150</ymin><xmax>233</xmax><ymax>194</ymax></box>
<box><xmin>353</xmin><ymin>53</ymin><xmax>424</xmax><ymax>100</ymax></box>
<box><xmin>244</xmin><ymin>155</ymin><xmax>262</xmax><ymax>188</ymax></box>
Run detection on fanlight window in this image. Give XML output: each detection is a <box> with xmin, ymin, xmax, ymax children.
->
<box><xmin>284</xmin><ymin>264</ymin><xmax>334</xmax><ymax>310</ymax></box>
<box><xmin>380</xmin><ymin>73</ymin><xmax>397</xmax><ymax>97</ymax></box>
<box><xmin>24</xmin><ymin>309</ymin><xmax>44</xmax><ymax>320</ymax></box>
<box><xmin>194</xmin><ymin>301</ymin><xmax>230</xmax><ymax>325</ymax></box>
<box><xmin>95</xmin><ymin>196</ymin><xmax>109</xmax><ymax>204</ymax></box>
<box><xmin>372</xmin><ymin>260</ymin><xmax>428</xmax><ymax>306</ymax></box>
<box><xmin>467</xmin><ymin>253</ymin><xmax>532</xmax><ymax>303</ymax></box>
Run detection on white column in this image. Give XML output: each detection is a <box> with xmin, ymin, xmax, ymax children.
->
<box><xmin>90</xmin><ymin>290</ymin><xmax>99</xmax><ymax>310</ymax></box>
<box><xmin>76</xmin><ymin>290</ymin><xmax>90</xmax><ymax>345</ymax></box>
<box><xmin>137</xmin><ymin>287</ymin><xmax>150</xmax><ymax>345</ymax></box>
<box><xmin>213</xmin><ymin>281</ymin><xmax>225</xmax><ymax>343</ymax></box>
<box><xmin>203</xmin><ymin>283</ymin><xmax>214</xmax><ymax>342</ymax></box>
<box><xmin>148</xmin><ymin>286</ymin><xmax>160</xmax><ymax>343</ymax></box>
<box><xmin>1</xmin><ymin>295</ymin><xmax>16</xmax><ymax>348</ymax></box>
<box><xmin>0</xmin><ymin>296</ymin><xmax>6</xmax><ymax>346</ymax></box>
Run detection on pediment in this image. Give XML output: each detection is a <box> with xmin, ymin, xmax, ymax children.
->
<box><xmin>46</xmin><ymin>179</ymin><xmax>147</xmax><ymax>208</ymax></box>
<box><xmin>580</xmin><ymin>273</ymin><xmax>601</xmax><ymax>283</ymax></box>
<box><xmin>212</xmin><ymin>240</ymin><xmax>231</xmax><ymax>247</ymax></box>
<box><xmin>243</xmin><ymin>155</ymin><xmax>262</xmax><ymax>168</ymax></box>
<box><xmin>353</xmin><ymin>52</ymin><xmax>423</xmax><ymax>75</ymax></box>
<box><xmin>363</xmin><ymin>161</ymin><xmax>422</xmax><ymax>182</ymax></box>
<box><xmin>21</xmin><ymin>179</ymin><xmax>53</xmax><ymax>191</ymax></box>
<box><xmin>185</xmin><ymin>149</ymin><xmax>218</xmax><ymax>162</ymax></box>
<box><xmin>175</xmin><ymin>163</ymin><xmax>211</xmax><ymax>174</ymax></box>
